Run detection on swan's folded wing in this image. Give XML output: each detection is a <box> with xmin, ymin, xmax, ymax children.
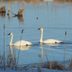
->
<box><xmin>43</xmin><ymin>39</ymin><xmax>62</xmax><ymax>44</ymax></box>
<box><xmin>14</xmin><ymin>40</ymin><xmax>32</xmax><ymax>46</ymax></box>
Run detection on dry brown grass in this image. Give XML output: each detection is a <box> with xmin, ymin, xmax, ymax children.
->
<box><xmin>43</xmin><ymin>61</ymin><xmax>64</xmax><ymax>70</ymax></box>
<box><xmin>54</xmin><ymin>0</ymin><xmax>72</xmax><ymax>3</ymax></box>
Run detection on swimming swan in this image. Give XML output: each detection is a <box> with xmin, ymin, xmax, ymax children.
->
<box><xmin>8</xmin><ymin>32</ymin><xmax>32</xmax><ymax>47</ymax></box>
<box><xmin>38</xmin><ymin>27</ymin><xmax>63</xmax><ymax>44</ymax></box>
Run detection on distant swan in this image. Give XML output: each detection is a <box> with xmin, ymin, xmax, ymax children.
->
<box><xmin>8</xmin><ymin>32</ymin><xmax>32</xmax><ymax>47</ymax></box>
<box><xmin>38</xmin><ymin>27</ymin><xmax>63</xmax><ymax>44</ymax></box>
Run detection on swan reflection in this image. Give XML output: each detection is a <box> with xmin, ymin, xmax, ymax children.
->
<box><xmin>10</xmin><ymin>45</ymin><xmax>32</xmax><ymax>51</ymax></box>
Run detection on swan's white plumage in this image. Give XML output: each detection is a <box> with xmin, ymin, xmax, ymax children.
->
<box><xmin>14</xmin><ymin>40</ymin><xmax>32</xmax><ymax>46</ymax></box>
<box><xmin>39</xmin><ymin>27</ymin><xmax>63</xmax><ymax>44</ymax></box>
<box><xmin>43</xmin><ymin>39</ymin><xmax>62</xmax><ymax>44</ymax></box>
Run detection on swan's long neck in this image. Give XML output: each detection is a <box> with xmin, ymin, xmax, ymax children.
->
<box><xmin>40</xmin><ymin>28</ymin><xmax>43</xmax><ymax>43</ymax></box>
<box><xmin>10</xmin><ymin>34</ymin><xmax>13</xmax><ymax>46</ymax></box>
<box><xmin>9</xmin><ymin>33</ymin><xmax>14</xmax><ymax>59</ymax></box>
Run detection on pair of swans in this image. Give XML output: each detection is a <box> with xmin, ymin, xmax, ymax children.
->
<box><xmin>8</xmin><ymin>27</ymin><xmax>63</xmax><ymax>47</ymax></box>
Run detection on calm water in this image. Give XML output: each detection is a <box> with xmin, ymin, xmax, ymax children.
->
<box><xmin>0</xmin><ymin>2</ymin><xmax>72</xmax><ymax>65</ymax></box>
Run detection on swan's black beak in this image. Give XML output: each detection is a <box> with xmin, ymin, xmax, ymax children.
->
<box><xmin>8</xmin><ymin>33</ymin><xmax>10</xmax><ymax>35</ymax></box>
<box><xmin>38</xmin><ymin>28</ymin><xmax>40</xmax><ymax>30</ymax></box>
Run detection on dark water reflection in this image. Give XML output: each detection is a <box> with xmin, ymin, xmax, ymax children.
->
<box><xmin>0</xmin><ymin>13</ymin><xmax>6</xmax><ymax>17</ymax></box>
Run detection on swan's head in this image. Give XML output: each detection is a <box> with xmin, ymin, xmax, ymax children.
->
<box><xmin>8</xmin><ymin>32</ymin><xmax>13</xmax><ymax>36</ymax></box>
<box><xmin>8</xmin><ymin>32</ymin><xmax>13</xmax><ymax>46</ymax></box>
<box><xmin>38</xmin><ymin>27</ymin><xmax>44</xmax><ymax>32</ymax></box>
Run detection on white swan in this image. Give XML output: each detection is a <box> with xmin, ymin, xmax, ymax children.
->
<box><xmin>38</xmin><ymin>27</ymin><xmax>63</xmax><ymax>44</ymax></box>
<box><xmin>8</xmin><ymin>32</ymin><xmax>32</xmax><ymax>47</ymax></box>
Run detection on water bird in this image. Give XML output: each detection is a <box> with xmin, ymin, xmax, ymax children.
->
<box><xmin>8</xmin><ymin>32</ymin><xmax>32</xmax><ymax>47</ymax></box>
<box><xmin>38</xmin><ymin>27</ymin><xmax>63</xmax><ymax>44</ymax></box>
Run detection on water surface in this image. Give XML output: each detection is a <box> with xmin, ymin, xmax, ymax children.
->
<box><xmin>0</xmin><ymin>2</ymin><xmax>72</xmax><ymax>65</ymax></box>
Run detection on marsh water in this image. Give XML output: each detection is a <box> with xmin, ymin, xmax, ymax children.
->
<box><xmin>0</xmin><ymin>1</ymin><xmax>72</xmax><ymax>65</ymax></box>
